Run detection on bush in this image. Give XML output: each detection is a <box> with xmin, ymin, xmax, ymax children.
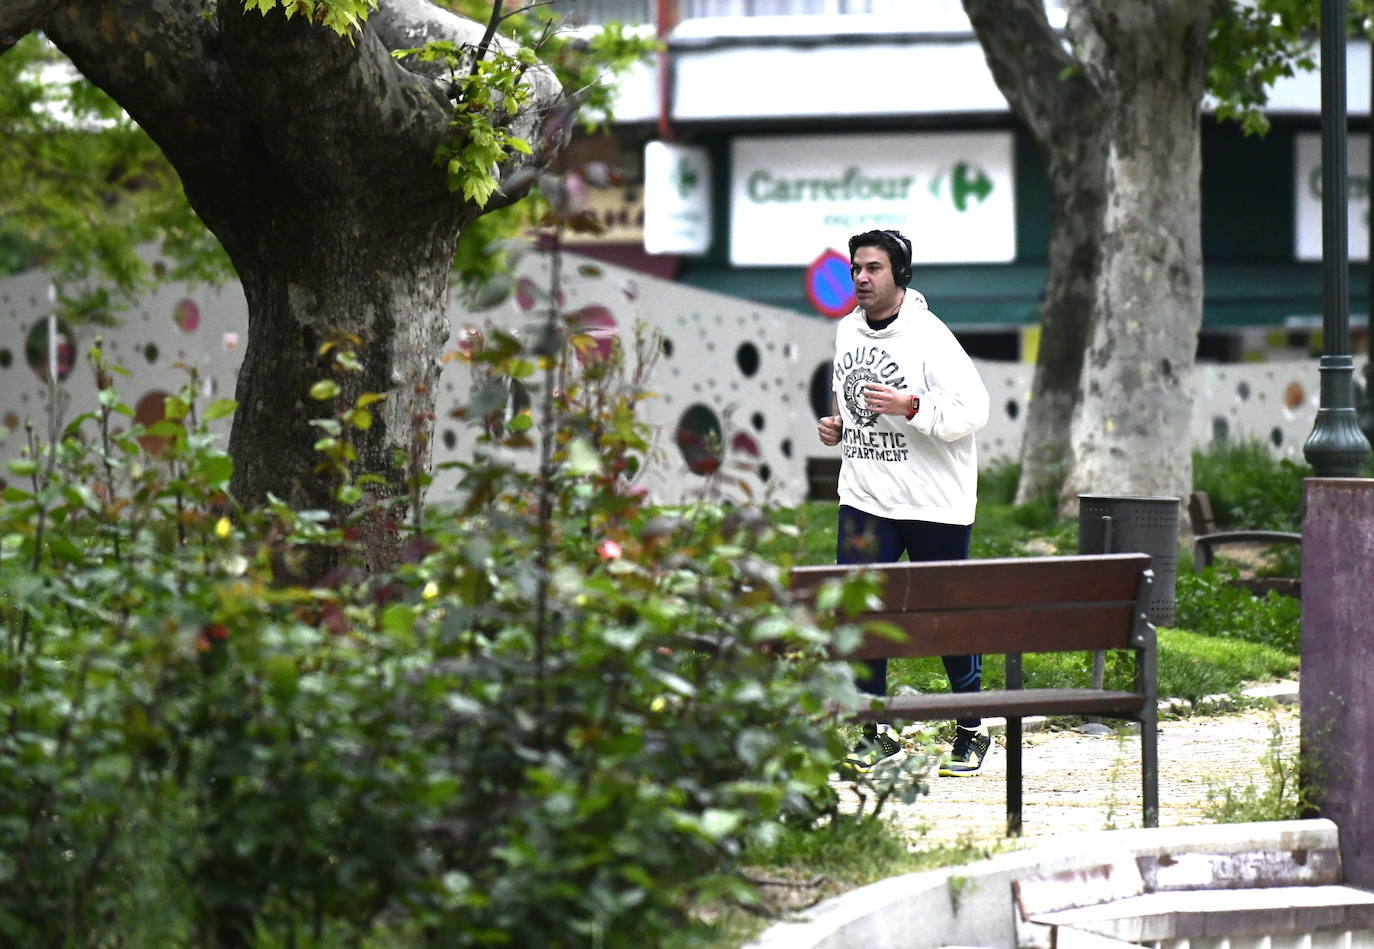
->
<box><xmin>1174</xmin><ymin>567</ymin><xmax>1301</xmax><ymax>654</ymax></box>
<box><xmin>1</xmin><ymin>319</ymin><xmax>878</xmax><ymax>945</ymax></box>
<box><xmin>1192</xmin><ymin>439</ymin><xmax>1309</xmax><ymax>531</ymax></box>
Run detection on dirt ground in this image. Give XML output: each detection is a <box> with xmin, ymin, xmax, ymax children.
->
<box><xmin>841</xmin><ymin>700</ymin><xmax>1301</xmax><ymax>848</ymax></box>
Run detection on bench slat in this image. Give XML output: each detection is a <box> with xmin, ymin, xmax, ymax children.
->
<box><xmin>791</xmin><ymin>553</ymin><xmax>1151</xmax><ymax>612</ymax></box>
<box><xmin>852</xmin><ymin>688</ymin><xmax>1149</xmax><ymax>723</ymax></box>
<box><xmin>849</xmin><ymin>604</ymin><xmax>1139</xmax><ymax>658</ymax></box>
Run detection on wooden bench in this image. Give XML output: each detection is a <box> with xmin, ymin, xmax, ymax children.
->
<box><xmin>789</xmin><ymin>553</ymin><xmax>1158</xmax><ymax>836</ymax></box>
<box><xmin>1188</xmin><ymin>490</ymin><xmax>1301</xmax><ymax>598</ymax></box>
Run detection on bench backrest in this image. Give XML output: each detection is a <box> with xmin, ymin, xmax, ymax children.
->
<box><xmin>790</xmin><ymin>553</ymin><xmax>1154</xmax><ymax>661</ymax></box>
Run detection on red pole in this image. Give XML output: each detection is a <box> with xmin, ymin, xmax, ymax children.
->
<box><xmin>656</xmin><ymin>0</ymin><xmax>678</xmax><ymax>141</ymax></box>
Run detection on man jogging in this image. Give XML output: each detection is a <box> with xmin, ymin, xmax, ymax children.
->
<box><xmin>817</xmin><ymin>229</ymin><xmax>992</xmax><ymax>776</ymax></box>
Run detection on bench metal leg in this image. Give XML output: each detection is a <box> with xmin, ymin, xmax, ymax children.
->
<box><xmin>1141</xmin><ymin>706</ymin><xmax>1159</xmax><ymax>828</ymax></box>
<box><xmin>1005</xmin><ymin>651</ymin><xmax>1024</xmax><ymax>836</ymax></box>
<box><xmin>1006</xmin><ymin>715</ymin><xmax>1023</xmax><ymax>836</ymax></box>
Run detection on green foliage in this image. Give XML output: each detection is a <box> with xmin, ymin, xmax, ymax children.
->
<box><xmin>1192</xmin><ymin>438</ymin><xmax>1309</xmax><ymax>532</ymax></box>
<box><xmin>0</xmin><ymin>34</ymin><xmax>226</xmax><ymax>296</ymax></box>
<box><xmin>977</xmin><ymin>456</ymin><xmax>1020</xmax><ymax>507</ymax></box>
<box><xmin>1202</xmin><ymin>717</ymin><xmax>1308</xmax><ymax>822</ymax></box>
<box><xmin>1174</xmin><ymin>567</ymin><xmax>1302</xmax><ymax>654</ymax></box>
<box><xmin>243</xmin><ymin>0</ymin><xmax>381</xmax><ymax>38</ymax></box>
<box><xmin>0</xmin><ymin>247</ymin><xmax>877</xmax><ymax>946</ymax></box>
<box><xmin>1209</xmin><ymin>0</ymin><xmax>1374</xmax><ymax>136</ymax></box>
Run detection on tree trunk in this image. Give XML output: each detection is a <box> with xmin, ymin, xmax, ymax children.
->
<box><xmin>226</xmin><ymin>216</ymin><xmax>459</xmax><ymax>570</ymax></box>
<box><xmin>962</xmin><ymin>0</ymin><xmax>1106</xmax><ymax>505</ymax></box>
<box><xmin>1058</xmin><ymin>0</ymin><xmax>1210</xmax><ymax>515</ymax></box>
<box><xmin>42</xmin><ymin>0</ymin><xmax>560</xmax><ymax>575</ymax></box>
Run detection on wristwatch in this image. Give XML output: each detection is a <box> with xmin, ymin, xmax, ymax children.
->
<box><xmin>905</xmin><ymin>395</ymin><xmax>920</xmax><ymax>420</ymax></box>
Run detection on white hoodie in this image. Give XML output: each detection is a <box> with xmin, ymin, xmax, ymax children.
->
<box><xmin>830</xmin><ymin>288</ymin><xmax>990</xmax><ymax>525</ymax></box>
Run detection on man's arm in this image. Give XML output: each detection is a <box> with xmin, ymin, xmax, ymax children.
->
<box><xmin>818</xmin><ymin>394</ymin><xmax>842</xmax><ymax>446</ymax></box>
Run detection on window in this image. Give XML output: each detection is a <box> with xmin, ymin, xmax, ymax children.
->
<box><xmin>679</xmin><ymin>0</ymin><xmax>1066</xmax><ymax>23</ymax></box>
<box><xmin>541</xmin><ymin>0</ymin><xmax>653</xmax><ymax>26</ymax></box>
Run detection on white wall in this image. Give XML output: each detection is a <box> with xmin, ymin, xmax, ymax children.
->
<box><xmin>0</xmin><ymin>251</ymin><xmax>1332</xmax><ymax>507</ymax></box>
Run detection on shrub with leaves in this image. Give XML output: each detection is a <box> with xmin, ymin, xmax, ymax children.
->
<box><xmin>1191</xmin><ymin>438</ymin><xmax>1309</xmax><ymax>532</ymax></box>
<box><xmin>1174</xmin><ymin>566</ymin><xmax>1301</xmax><ymax>654</ymax></box>
<box><xmin>0</xmin><ymin>246</ymin><xmax>887</xmax><ymax>947</ymax></box>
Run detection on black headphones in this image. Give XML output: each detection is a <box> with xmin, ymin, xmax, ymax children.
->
<box><xmin>849</xmin><ymin>229</ymin><xmax>913</xmax><ymax>287</ymax></box>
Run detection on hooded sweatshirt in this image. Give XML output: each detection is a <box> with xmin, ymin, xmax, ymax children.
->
<box><xmin>830</xmin><ymin>288</ymin><xmax>990</xmax><ymax>525</ymax></box>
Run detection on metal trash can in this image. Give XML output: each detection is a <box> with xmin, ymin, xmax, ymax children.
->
<box><xmin>1078</xmin><ymin>494</ymin><xmax>1180</xmax><ymax>627</ymax></box>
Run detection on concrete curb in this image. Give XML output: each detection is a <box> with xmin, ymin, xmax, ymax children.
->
<box><xmin>743</xmin><ymin>818</ymin><xmax>1338</xmax><ymax>949</ymax></box>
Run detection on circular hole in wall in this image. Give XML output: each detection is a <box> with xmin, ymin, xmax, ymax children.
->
<box><xmin>0</xmin><ymin>348</ymin><xmax>11</xmax><ymax>369</ymax></box>
<box><xmin>173</xmin><ymin>298</ymin><xmax>200</xmax><ymax>333</ymax></box>
<box><xmin>809</xmin><ymin>362</ymin><xmax>832</xmax><ymax>419</ymax></box>
<box><xmin>1006</xmin><ymin>399</ymin><xmax>1019</xmax><ymax>420</ymax></box>
<box><xmin>780</xmin><ymin>438</ymin><xmax>792</xmax><ymax>458</ymax></box>
<box><xmin>516</xmin><ymin>277</ymin><xmax>541</xmax><ymax>311</ymax></box>
<box><xmin>1270</xmin><ymin>427</ymin><xmax>1283</xmax><ymax>448</ymax></box>
<box><xmin>661</xmin><ymin>337</ymin><xmax>674</xmax><ymax>359</ymax></box>
<box><xmin>144</xmin><ymin>342</ymin><xmax>160</xmax><ymax>364</ymax></box>
<box><xmin>736</xmin><ymin>342</ymin><xmax>760</xmax><ymax>378</ymax></box>
<box><xmin>1237</xmin><ymin>381</ymin><xmax>1251</xmax><ymax>401</ymax></box>
<box><xmin>751</xmin><ymin>412</ymin><xmax>765</xmax><ymax>431</ymax></box>
<box><xmin>759</xmin><ymin>463</ymin><xmax>772</xmax><ymax>483</ymax></box>
<box><xmin>25</xmin><ymin>316</ymin><xmax>77</xmax><ymax>382</ymax></box>
<box><xmin>134</xmin><ymin>390</ymin><xmax>175</xmax><ymax>456</ymax></box>
<box><xmin>442</xmin><ymin>429</ymin><xmax>456</xmax><ymax>451</ymax></box>
<box><xmin>675</xmin><ymin>403</ymin><xmax>722</xmax><ymax>476</ymax></box>
<box><xmin>1212</xmin><ymin>416</ymin><xmax>1230</xmax><ymax>441</ymax></box>
<box><xmin>570</xmin><ymin>305</ymin><xmax>618</xmax><ymax>366</ymax></box>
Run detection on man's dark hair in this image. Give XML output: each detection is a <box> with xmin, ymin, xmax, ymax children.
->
<box><xmin>848</xmin><ymin>229</ymin><xmax>913</xmax><ymax>287</ymax></box>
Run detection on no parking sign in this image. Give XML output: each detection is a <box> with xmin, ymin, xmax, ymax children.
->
<box><xmin>805</xmin><ymin>249</ymin><xmax>856</xmax><ymax>318</ymax></box>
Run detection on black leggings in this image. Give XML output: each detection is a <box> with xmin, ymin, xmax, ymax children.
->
<box><xmin>837</xmin><ymin>505</ymin><xmax>982</xmax><ymax>729</ymax></box>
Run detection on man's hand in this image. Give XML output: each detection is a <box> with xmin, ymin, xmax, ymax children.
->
<box><xmin>862</xmin><ymin>382</ymin><xmax>913</xmax><ymax>416</ymax></box>
<box><xmin>817</xmin><ymin>414</ymin><xmax>843</xmax><ymax>446</ymax></box>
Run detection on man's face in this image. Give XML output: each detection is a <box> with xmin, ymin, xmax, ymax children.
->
<box><xmin>851</xmin><ymin>245</ymin><xmax>903</xmax><ymax>317</ymax></box>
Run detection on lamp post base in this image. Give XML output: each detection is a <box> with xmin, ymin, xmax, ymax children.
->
<box><xmin>1303</xmin><ymin>356</ymin><xmax>1371</xmax><ymax>476</ymax></box>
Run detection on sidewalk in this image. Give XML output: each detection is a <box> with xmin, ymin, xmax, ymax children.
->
<box><xmin>854</xmin><ymin>689</ymin><xmax>1301</xmax><ymax>847</ymax></box>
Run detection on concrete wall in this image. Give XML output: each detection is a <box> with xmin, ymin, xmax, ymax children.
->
<box><xmin>0</xmin><ymin>250</ymin><xmax>1335</xmax><ymax>506</ymax></box>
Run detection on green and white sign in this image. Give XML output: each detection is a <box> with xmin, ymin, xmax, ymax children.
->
<box><xmin>1295</xmin><ymin>132</ymin><xmax>1370</xmax><ymax>262</ymax></box>
<box><xmin>729</xmin><ymin>132</ymin><xmax>1015</xmax><ymax>266</ymax></box>
<box><xmin>644</xmin><ymin>141</ymin><xmax>712</xmax><ymax>256</ymax></box>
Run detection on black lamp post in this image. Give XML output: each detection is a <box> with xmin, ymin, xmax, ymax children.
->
<box><xmin>1305</xmin><ymin>0</ymin><xmax>1373</xmax><ymax>475</ymax></box>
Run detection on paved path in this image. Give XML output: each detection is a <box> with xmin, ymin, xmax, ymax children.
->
<box><xmin>842</xmin><ymin>700</ymin><xmax>1301</xmax><ymax>848</ymax></box>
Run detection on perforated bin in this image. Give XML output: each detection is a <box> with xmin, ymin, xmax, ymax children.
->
<box><xmin>1078</xmin><ymin>494</ymin><xmax>1180</xmax><ymax>627</ymax></box>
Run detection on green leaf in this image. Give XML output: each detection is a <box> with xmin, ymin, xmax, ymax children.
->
<box><xmin>310</xmin><ymin>380</ymin><xmax>341</xmax><ymax>401</ymax></box>
<box><xmin>565</xmin><ymin>438</ymin><xmax>602</xmax><ymax>475</ymax></box>
<box><xmin>203</xmin><ymin>399</ymin><xmax>238</xmax><ymax>422</ymax></box>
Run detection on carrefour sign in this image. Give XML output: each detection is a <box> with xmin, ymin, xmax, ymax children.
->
<box><xmin>1295</xmin><ymin>132</ymin><xmax>1370</xmax><ymax>262</ymax></box>
<box><xmin>730</xmin><ymin>132</ymin><xmax>1015</xmax><ymax>266</ymax></box>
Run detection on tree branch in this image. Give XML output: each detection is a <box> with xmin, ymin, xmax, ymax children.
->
<box><xmin>0</xmin><ymin>0</ymin><xmax>61</xmax><ymax>55</ymax></box>
<box><xmin>962</xmin><ymin>0</ymin><xmax>1089</xmax><ymax>145</ymax></box>
<box><xmin>469</xmin><ymin>0</ymin><xmax>502</xmax><ymax>78</ymax></box>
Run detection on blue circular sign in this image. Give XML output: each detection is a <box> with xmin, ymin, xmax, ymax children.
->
<box><xmin>805</xmin><ymin>250</ymin><xmax>856</xmax><ymax>318</ymax></box>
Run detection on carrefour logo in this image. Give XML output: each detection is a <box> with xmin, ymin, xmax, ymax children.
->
<box><xmin>929</xmin><ymin>161</ymin><xmax>993</xmax><ymax>212</ymax></box>
<box><xmin>745</xmin><ymin>162</ymin><xmax>993</xmax><ymax>212</ymax></box>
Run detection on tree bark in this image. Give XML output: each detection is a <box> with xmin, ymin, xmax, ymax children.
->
<box><xmin>39</xmin><ymin>0</ymin><xmax>561</xmax><ymax>572</ymax></box>
<box><xmin>963</xmin><ymin>0</ymin><xmax>1107</xmax><ymax>506</ymax></box>
<box><xmin>1058</xmin><ymin>0</ymin><xmax>1210</xmax><ymax>513</ymax></box>
<box><xmin>0</xmin><ymin>0</ymin><xmax>60</xmax><ymax>53</ymax></box>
